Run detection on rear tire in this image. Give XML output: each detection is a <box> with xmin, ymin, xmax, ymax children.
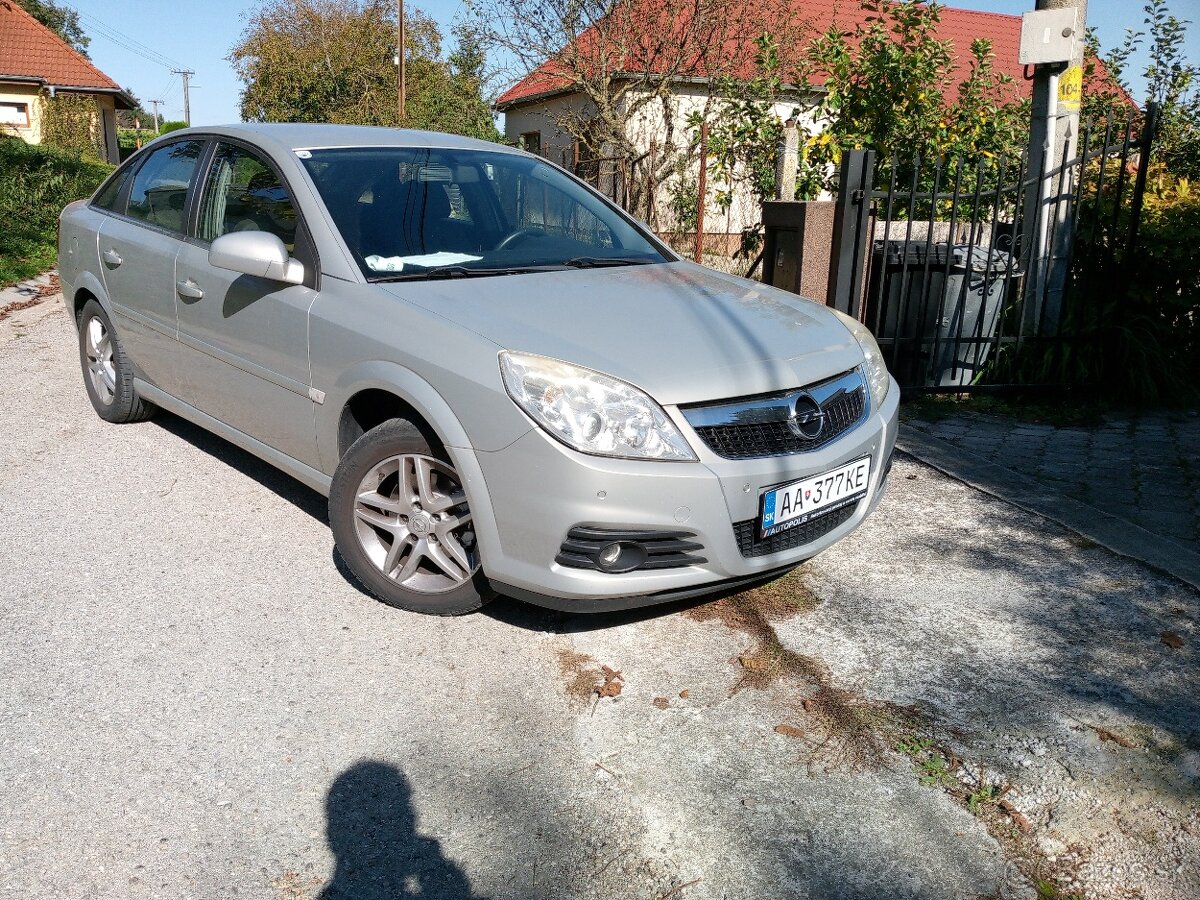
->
<box><xmin>329</xmin><ymin>418</ymin><xmax>493</xmax><ymax>616</ymax></box>
<box><xmin>77</xmin><ymin>299</ymin><xmax>156</xmax><ymax>423</ymax></box>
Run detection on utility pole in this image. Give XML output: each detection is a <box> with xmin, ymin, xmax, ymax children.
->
<box><xmin>172</xmin><ymin>69</ymin><xmax>195</xmax><ymax>126</ymax></box>
<box><xmin>1021</xmin><ymin>0</ymin><xmax>1087</xmax><ymax>333</ymax></box>
<box><xmin>396</xmin><ymin>0</ymin><xmax>406</xmax><ymax>124</ymax></box>
<box><xmin>148</xmin><ymin>99</ymin><xmax>162</xmax><ymax>132</ymax></box>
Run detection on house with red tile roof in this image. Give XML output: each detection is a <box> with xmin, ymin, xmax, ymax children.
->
<box><xmin>494</xmin><ymin>0</ymin><xmax>1093</xmax><ymax>238</ymax></box>
<box><xmin>0</xmin><ymin>0</ymin><xmax>135</xmax><ymax>162</ymax></box>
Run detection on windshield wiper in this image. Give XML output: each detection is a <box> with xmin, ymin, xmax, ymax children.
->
<box><xmin>370</xmin><ymin>264</ymin><xmax>568</xmax><ymax>282</ymax></box>
<box><xmin>562</xmin><ymin>256</ymin><xmax>657</xmax><ymax>268</ymax></box>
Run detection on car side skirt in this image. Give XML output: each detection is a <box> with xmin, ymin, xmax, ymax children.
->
<box><xmin>134</xmin><ymin>379</ymin><xmax>333</xmax><ymax>497</ymax></box>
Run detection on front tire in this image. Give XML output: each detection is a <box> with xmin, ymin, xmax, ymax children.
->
<box><xmin>329</xmin><ymin>418</ymin><xmax>493</xmax><ymax>616</ymax></box>
<box><xmin>77</xmin><ymin>299</ymin><xmax>156</xmax><ymax>423</ymax></box>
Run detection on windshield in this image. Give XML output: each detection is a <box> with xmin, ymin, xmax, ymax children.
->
<box><xmin>298</xmin><ymin>146</ymin><xmax>670</xmax><ymax>280</ymax></box>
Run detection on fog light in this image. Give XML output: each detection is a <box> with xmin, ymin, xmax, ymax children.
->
<box><xmin>599</xmin><ymin>542</ymin><xmax>622</xmax><ymax>566</ymax></box>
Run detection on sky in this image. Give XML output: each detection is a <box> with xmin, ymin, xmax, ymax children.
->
<box><xmin>69</xmin><ymin>0</ymin><xmax>1199</xmax><ymax>127</ymax></box>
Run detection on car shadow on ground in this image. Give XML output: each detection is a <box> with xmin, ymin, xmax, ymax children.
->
<box><xmin>153</xmin><ymin>412</ymin><xmax>329</xmax><ymax>523</ymax></box>
<box><xmin>318</xmin><ymin>760</ymin><xmax>481</xmax><ymax>899</ymax></box>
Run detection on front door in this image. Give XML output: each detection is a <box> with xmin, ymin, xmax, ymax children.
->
<box><xmin>97</xmin><ymin>138</ymin><xmax>206</xmax><ymax>396</ymax></box>
<box><xmin>173</xmin><ymin>140</ymin><xmax>320</xmax><ymax>469</ymax></box>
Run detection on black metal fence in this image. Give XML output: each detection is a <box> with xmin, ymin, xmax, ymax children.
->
<box><xmin>830</xmin><ymin>104</ymin><xmax>1159</xmax><ymax>394</ymax></box>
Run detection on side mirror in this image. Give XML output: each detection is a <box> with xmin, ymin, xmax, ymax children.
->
<box><xmin>209</xmin><ymin>231</ymin><xmax>305</xmax><ymax>285</ymax></box>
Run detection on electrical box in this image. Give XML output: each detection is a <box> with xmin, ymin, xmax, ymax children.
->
<box><xmin>1019</xmin><ymin>8</ymin><xmax>1079</xmax><ymax>66</ymax></box>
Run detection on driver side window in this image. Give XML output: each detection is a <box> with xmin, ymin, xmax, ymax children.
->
<box><xmin>198</xmin><ymin>143</ymin><xmax>297</xmax><ymax>250</ymax></box>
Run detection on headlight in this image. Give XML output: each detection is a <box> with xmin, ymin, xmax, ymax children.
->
<box><xmin>836</xmin><ymin>313</ymin><xmax>891</xmax><ymax>410</ymax></box>
<box><xmin>499</xmin><ymin>351</ymin><xmax>697</xmax><ymax>461</ymax></box>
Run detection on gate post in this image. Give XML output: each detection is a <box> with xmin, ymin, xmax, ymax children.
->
<box><xmin>827</xmin><ymin>149</ymin><xmax>876</xmax><ymax>318</ymax></box>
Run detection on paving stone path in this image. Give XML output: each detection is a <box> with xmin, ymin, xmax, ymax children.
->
<box><xmin>902</xmin><ymin>409</ymin><xmax>1200</xmax><ymax>552</ymax></box>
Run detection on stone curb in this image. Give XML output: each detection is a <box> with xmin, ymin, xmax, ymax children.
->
<box><xmin>897</xmin><ymin>423</ymin><xmax>1200</xmax><ymax>593</ymax></box>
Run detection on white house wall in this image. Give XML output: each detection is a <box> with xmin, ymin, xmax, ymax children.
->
<box><xmin>504</xmin><ymin>82</ymin><xmax>824</xmax><ymax>237</ymax></box>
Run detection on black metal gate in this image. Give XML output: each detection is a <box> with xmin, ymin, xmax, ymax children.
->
<box><xmin>830</xmin><ymin>104</ymin><xmax>1159</xmax><ymax>393</ymax></box>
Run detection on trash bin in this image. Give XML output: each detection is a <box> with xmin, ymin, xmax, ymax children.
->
<box><xmin>931</xmin><ymin>245</ymin><xmax>1012</xmax><ymax>387</ymax></box>
<box><xmin>868</xmin><ymin>241</ymin><xmax>1013</xmax><ymax>388</ymax></box>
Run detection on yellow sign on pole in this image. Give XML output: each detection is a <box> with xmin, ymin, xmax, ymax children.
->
<box><xmin>1058</xmin><ymin>65</ymin><xmax>1083</xmax><ymax>113</ymax></box>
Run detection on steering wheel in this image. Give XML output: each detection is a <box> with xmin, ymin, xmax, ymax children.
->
<box><xmin>494</xmin><ymin>227</ymin><xmax>545</xmax><ymax>251</ymax></box>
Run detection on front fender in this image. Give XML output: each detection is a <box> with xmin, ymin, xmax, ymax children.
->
<box><xmin>317</xmin><ymin>360</ymin><xmax>523</xmax><ymax>577</ymax></box>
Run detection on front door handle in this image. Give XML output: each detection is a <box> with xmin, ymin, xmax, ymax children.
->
<box><xmin>176</xmin><ymin>279</ymin><xmax>204</xmax><ymax>300</ymax></box>
<box><xmin>102</xmin><ymin>248</ymin><xmax>122</xmax><ymax>267</ymax></box>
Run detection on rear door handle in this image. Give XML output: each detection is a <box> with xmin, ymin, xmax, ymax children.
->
<box><xmin>176</xmin><ymin>279</ymin><xmax>204</xmax><ymax>300</ymax></box>
<box><xmin>102</xmin><ymin>248</ymin><xmax>122</xmax><ymax>267</ymax></box>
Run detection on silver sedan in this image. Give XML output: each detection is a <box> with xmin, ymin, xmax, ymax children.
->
<box><xmin>58</xmin><ymin>124</ymin><xmax>898</xmax><ymax>615</ymax></box>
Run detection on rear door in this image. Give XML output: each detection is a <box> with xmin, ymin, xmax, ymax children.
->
<box><xmin>173</xmin><ymin>139</ymin><xmax>321</xmax><ymax>468</ymax></box>
<box><xmin>96</xmin><ymin>138</ymin><xmax>206</xmax><ymax>395</ymax></box>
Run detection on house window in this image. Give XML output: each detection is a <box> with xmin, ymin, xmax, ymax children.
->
<box><xmin>0</xmin><ymin>102</ymin><xmax>30</xmax><ymax>128</ymax></box>
<box><xmin>519</xmin><ymin>131</ymin><xmax>541</xmax><ymax>155</ymax></box>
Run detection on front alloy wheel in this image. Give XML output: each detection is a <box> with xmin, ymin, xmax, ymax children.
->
<box><xmin>329</xmin><ymin>418</ymin><xmax>492</xmax><ymax>615</ymax></box>
<box><xmin>352</xmin><ymin>453</ymin><xmax>478</xmax><ymax>593</ymax></box>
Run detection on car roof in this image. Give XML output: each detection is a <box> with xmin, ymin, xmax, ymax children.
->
<box><xmin>153</xmin><ymin>122</ymin><xmax>521</xmax><ymax>157</ymax></box>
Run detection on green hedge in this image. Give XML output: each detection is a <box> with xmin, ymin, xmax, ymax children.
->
<box><xmin>0</xmin><ymin>136</ymin><xmax>112</xmax><ymax>288</ymax></box>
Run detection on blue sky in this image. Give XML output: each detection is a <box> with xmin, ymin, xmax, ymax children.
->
<box><xmin>71</xmin><ymin>0</ymin><xmax>1198</xmax><ymax>127</ymax></box>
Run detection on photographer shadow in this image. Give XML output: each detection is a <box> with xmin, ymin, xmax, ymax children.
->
<box><xmin>319</xmin><ymin>760</ymin><xmax>476</xmax><ymax>899</ymax></box>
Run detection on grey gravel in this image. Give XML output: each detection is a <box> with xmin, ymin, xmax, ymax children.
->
<box><xmin>1</xmin><ymin>297</ymin><xmax>1197</xmax><ymax>900</ymax></box>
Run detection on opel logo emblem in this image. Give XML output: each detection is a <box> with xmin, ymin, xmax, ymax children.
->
<box><xmin>788</xmin><ymin>395</ymin><xmax>825</xmax><ymax>439</ymax></box>
<box><xmin>409</xmin><ymin>514</ymin><xmax>431</xmax><ymax>535</ymax></box>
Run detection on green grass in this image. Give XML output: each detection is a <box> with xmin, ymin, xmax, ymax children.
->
<box><xmin>0</xmin><ymin>136</ymin><xmax>111</xmax><ymax>288</ymax></box>
<box><xmin>901</xmin><ymin>392</ymin><xmax>1110</xmax><ymax>428</ymax></box>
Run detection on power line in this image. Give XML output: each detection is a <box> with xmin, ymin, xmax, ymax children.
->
<box><xmin>67</xmin><ymin>6</ymin><xmax>185</xmax><ymax>70</ymax></box>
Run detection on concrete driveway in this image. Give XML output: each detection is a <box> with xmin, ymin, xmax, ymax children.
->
<box><xmin>1</xmin><ymin>296</ymin><xmax>1197</xmax><ymax>900</ymax></box>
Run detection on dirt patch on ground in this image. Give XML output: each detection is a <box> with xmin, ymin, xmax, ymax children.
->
<box><xmin>684</xmin><ymin>568</ymin><xmax>1086</xmax><ymax>896</ymax></box>
<box><xmin>683</xmin><ymin>569</ymin><xmax>914</xmax><ymax>771</ymax></box>
<box><xmin>0</xmin><ymin>274</ymin><xmax>59</xmax><ymax>324</ymax></box>
<box><xmin>556</xmin><ymin>649</ymin><xmax>600</xmax><ymax>705</ymax></box>
<box><xmin>556</xmin><ymin>649</ymin><xmax>624</xmax><ymax>707</ymax></box>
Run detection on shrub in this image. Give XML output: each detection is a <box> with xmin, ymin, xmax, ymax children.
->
<box><xmin>0</xmin><ymin>136</ymin><xmax>111</xmax><ymax>287</ymax></box>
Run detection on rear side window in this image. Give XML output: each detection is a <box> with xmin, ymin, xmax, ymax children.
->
<box><xmin>92</xmin><ymin>168</ymin><xmax>130</xmax><ymax>213</ymax></box>
<box><xmin>197</xmin><ymin>142</ymin><xmax>298</xmax><ymax>249</ymax></box>
<box><xmin>125</xmin><ymin>140</ymin><xmax>205</xmax><ymax>234</ymax></box>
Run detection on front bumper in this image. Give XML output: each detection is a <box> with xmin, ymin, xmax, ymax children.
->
<box><xmin>469</xmin><ymin>378</ymin><xmax>900</xmax><ymax>608</ymax></box>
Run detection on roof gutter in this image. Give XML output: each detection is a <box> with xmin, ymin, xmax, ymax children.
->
<box><xmin>0</xmin><ymin>75</ymin><xmax>136</xmax><ymax>109</ymax></box>
<box><xmin>494</xmin><ymin>73</ymin><xmax>825</xmax><ymax>111</ymax></box>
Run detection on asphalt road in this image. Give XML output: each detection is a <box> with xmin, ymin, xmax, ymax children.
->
<box><xmin>1</xmin><ymin>297</ymin><xmax>1197</xmax><ymax>900</ymax></box>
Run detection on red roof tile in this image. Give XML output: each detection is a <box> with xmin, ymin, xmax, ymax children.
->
<box><xmin>496</xmin><ymin>0</ymin><xmax>1108</xmax><ymax>109</ymax></box>
<box><xmin>0</xmin><ymin>0</ymin><xmax>126</xmax><ymax>95</ymax></box>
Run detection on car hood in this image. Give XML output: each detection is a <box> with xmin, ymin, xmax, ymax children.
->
<box><xmin>380</xmin><ymin>261</ymin><xmax>864</xmax><ymax>405</ymax></box>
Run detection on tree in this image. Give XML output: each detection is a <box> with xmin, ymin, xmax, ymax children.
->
<box><xmin>798</xmin><ymin>0</ymin><xmax>1026</xmax><ymax>175</ymax></box>
<box><xmin>469</xmin><ymin>0</ymin><xmax>802</xmax><ymax>216</ymax></box>
<box><xmin>229</xmin><ymin>0</ymin><xmax>499</xmax><ymax>140</ymax></box>
<box><xmin>18</xmin><ymin>0</ymin><xmax>89</xmax><ymax>56</ymax></box>
<box><xmin>1092</xmin><ymin>0</ymin><xmax>1198</xmax><ymax>180</ymax></box>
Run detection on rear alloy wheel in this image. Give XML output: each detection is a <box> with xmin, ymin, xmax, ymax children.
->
<box><xmin>77</xmin><ymin>299</ymin><xmax>156</xmax><ymax>423</ymax></box>
<box><xmin>329</xmin><ymin>419</ymin><xmax>492</xmax><ymax>615</ymax></box>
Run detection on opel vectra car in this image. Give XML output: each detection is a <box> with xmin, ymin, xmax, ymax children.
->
<box><xmin>58</xmin><ymin>124</ymin><xmax>898</xmax><ymax>616</ymax></box>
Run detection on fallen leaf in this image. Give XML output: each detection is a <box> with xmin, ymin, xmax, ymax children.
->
<box><xmin>653</xmin><ymin>697</ymin><xmax>670</xmax><ymax>709</ymax></box>
<box><xmin>998</xmin><ymin>799</ymin><xmax>1031</xmax><ymax>832</ymax></box>
<box><xmin>1161</xmin><ymin>631</ymin><xmax>1184</xmax><ymax>649</ymax></box>
<box><xmin>678</xmin><ymin>689</ymin><xmax>690</xmax><ymax>699</ymax></box>
<box><xmin>1092</xmin><ymin>725</ymin><xmax>1136</xmax><ymax>748</ymax></box>
<box><xmin>906</xmin><ymin>474</ymin><xmax>918</xmax><ymax>480</ymax></box>
<box><xmin>591</xmin><ymin>664</ymin><xmax>625</xmax><ymax>699</ymax></box>
<box><xmin>801</xmin><ymin>697</ymin><xmax>813</xmax><ymax>711</ymax></box>
<box><xmin>774</xmin><ymin>724</ymin><xmax>805</xmax><ymax>738</ymax></box>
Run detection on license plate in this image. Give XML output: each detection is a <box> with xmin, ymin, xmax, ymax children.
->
<box><xmin>759</xmin><ymin>456</ymin><xmax>872</xmax><ymax>538</ymax></box>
